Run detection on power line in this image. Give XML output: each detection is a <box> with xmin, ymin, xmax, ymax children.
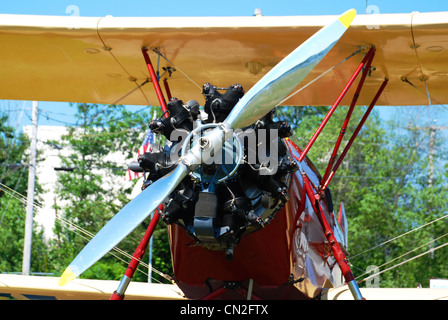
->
<box><xmin>0</xmin><ymin>181</ymin><xmax>175</xmax><ymax>285</ymax></box>
<box><xmin>351</xmin><ymin>214</ymin><xmax>448</xmax><ymax>259</ymax></box>
<box><xmin>355</xmin><ymin>232</ymin><xmax>448</xmax><ymax>282</ymax></box>
<box><xmin>359</xmin><ymin>240</ymin><xmax>448</xmax><ymax>285</ymax></box>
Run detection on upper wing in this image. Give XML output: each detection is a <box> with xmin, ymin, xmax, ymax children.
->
<box><xmin>0</xmin><ymin>11</ymin><xmax>447</xmax><ymax>107</ymax></box>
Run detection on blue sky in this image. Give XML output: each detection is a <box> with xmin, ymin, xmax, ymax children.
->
<box><xmin>1</xmin><ymin>0</ymin><xmax>448</xmax><ymax>129</ymax></box>
<box><xmin>0</xmin><ymin>0</ymin><xmax>447</xmax><ymax>17</ymax></box>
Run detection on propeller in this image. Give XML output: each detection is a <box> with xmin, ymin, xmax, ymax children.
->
<box><xmin>59</xmin><ymin>9</ymin><xmax>356</xmax><ymax>286</ymax></box>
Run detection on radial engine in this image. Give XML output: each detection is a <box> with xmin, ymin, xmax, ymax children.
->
<box><xmin>129</xmin><ymin>83</ymin><xmax>296</xmax><ymax>260</ymax></box>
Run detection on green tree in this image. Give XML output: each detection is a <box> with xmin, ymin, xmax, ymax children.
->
<box><xmin>0</xmin><ymin>112</ymin><xmax>47</xmax><ymax>274</ymax></box>
<box><xmin>0</xmin><ymin>113</ymin><xmax>29</xmax><ymax>195</ymax></box>
<box><xmin>277</xmin><ymin>104</ymin><xmax>448</xmax><ymax>288</ymax></box>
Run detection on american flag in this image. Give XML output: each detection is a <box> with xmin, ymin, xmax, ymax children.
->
<box><xmin>125</xmin><ymin>129</ymin><xmax>154</xmax><ymax>181</ymax></box>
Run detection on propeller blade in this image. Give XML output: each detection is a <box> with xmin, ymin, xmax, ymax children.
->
<box><xmin>224</xmin><ymin>9</ymin><xmax>356</xmax><ymax>130</ymax></box>
<box><xmin>58</xmin><ymin>163</ymin><xmax>189</xmax><ymax>286</ymax></box>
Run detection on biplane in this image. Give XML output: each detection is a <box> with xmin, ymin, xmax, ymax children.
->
<box><xmin>1</xmin><ymin>9</ymin><xmax>448</xmax><ymax>300</ymax></box>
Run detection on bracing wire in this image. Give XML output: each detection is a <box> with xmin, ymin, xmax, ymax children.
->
<box><xmin>96</xmin><ymin>17</ymin><xmax>152</xmax><ymax>106</ymax></box>
<box><xmin>152</xmin><ymin>48</ymin><xmax>202</xmax><ymax>90</ymax></box>
<box><xmin>401</xmin><ymin>78</ymin><xmax>448</xmax><ymax>112</ymax></box>
<box><xmin>276</xmin><ymin>47</ymin><xmax>362</xmax><ymax>106</ymax></box>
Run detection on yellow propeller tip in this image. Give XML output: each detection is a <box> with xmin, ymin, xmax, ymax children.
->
<box><xmin>58</xmin><ymin>267</ymin><xmax>76</xmax><ymax>286</ymax></box>
<box><xmin>339</xmin><ymin>9</ymin><xmax>357</xmax><ymax>29</ymax></box>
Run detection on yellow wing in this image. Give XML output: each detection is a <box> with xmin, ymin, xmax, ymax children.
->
<box><xmin>0</xmin><ymin>12</ymin><xmax>447</xmax><ymax>106</ymax></box>
<box><xmin>2</xmin><ymin>274</ymin><xmax>447</xmax><ymax>300</ymax></box>
<box><xmin>0</xmin><ymin>274</ymin><xmax>184</xmax><ymax>300</ymax></box>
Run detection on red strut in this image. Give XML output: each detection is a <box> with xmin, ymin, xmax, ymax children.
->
<box><xmin>141</xmin><ymin>47</ymin><xmax>169</xmax><ymax>118</ymax></box>
<box><xmin>321</xmin><ymin>47</ymin><xmax>376</xmax><ymax>184</ymax></box>
<box><xmin>321</xmin><ymin>78</ymin><xmax>388</xmax><ymax>190</ymax></box>
<box><xmin>110</xmin><ymin>207</ymin><xmax>162</xmax><ymax>300</ymax></box>
<box><xmin>298</xmin><ymin>48</ymin><xmax>375</xmax><ymax>163</ymax></box>
<box><xmin>302</xmin><ymin>173</ymin><xmax>364</xmax><ymax>300</ymax></box>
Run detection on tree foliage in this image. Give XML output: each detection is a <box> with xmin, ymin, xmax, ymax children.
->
<box><xmin>2</xmin><ymin>100</ymin><xmax>447</xmax><ymax>289</ymax></box>
<box><xmin>277</xmin><ymin>104</ymin><xmax>448</xmax><ymax>287</ymax></box>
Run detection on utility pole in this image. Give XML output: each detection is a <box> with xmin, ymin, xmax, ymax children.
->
<box><xmin>22</xmin><ymin>101</ymin><xmax>38</xmax><ymax>276</ymax></box>
<box><xmin>408</xmin><ymin>121</ymin><xmax>448</xmax><ymax>187</ymax></box>
<box><xmin>427</xmin><ymin>123</ymin><xmax>448</xmax><ymax>187</ymax></box>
